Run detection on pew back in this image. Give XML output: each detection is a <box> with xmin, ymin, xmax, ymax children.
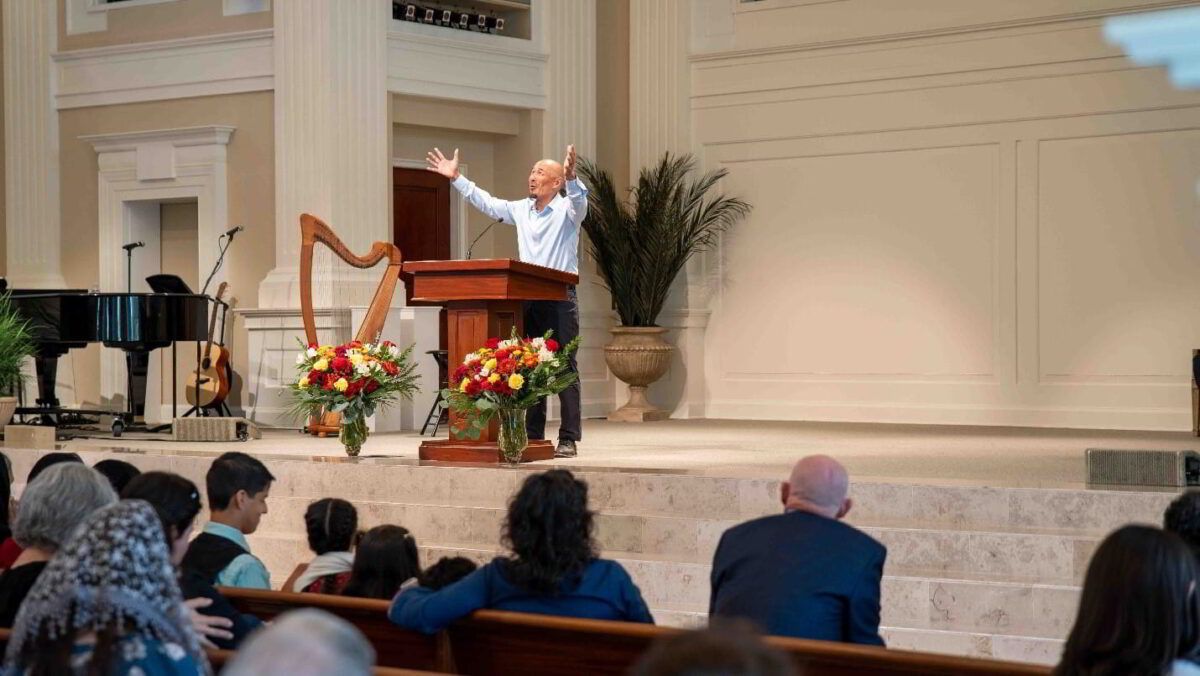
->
<box><xmin>221</xmin><ymin>589</ymin><xmax>1052</xmax><ymax>676</ymax></box>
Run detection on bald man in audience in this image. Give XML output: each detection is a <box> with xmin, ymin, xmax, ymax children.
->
<box><xmin>708</xmin><ymin>455</ymin><xmax>886</xmax><ymax>645</ymax></box>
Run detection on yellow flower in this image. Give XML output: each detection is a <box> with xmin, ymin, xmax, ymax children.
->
<box><xmin>298</xmin><ymin>376</ymin><xmax>310</xmax><ymax>388</ymax></box>
<box><xmin>459</xmin><ymin>377</ymin><xmax>470</xmax><ymax>392</ymax></box>
<box><xmin>484</xmin><ymin>358</ymin><xmax>498</xmax><ymax>371</ymax></box>
<box><xmin>313</xmin><ymin>358</ymin><xmax>330</xmax><ymax>372</ymax></box>
<box><xmin>333</xmin><ymin>378</ymin><xmax>349</xmax><ymax>392</ymax></box>
<box><xmin>349</xmin><ymin>352</ymin><xmax>365</xmax><ymax>366</ymax></box>
<box><xmin>508</xmin><ymin>374</ymin><xmax>524</xmax><ymax>390</ymax></box>
<box><xmin>487</xmin><ymin>373</ymin><xmax>501</xmax><ymax>384</ymax></box>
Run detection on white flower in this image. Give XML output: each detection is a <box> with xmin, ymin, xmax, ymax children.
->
<box><xmin>531</xmin><ymin>337</ymin><xmax>546</xmax><ymax>350</ymax></box>
<box><xmin>499</xmin><ymin>338</ymin><xmax>518</xmax><ymax>349</ymax></box>
<box><xmin>295</xmin><ymin>353</ymin><xmax>306</xmax><ymax>365</ymax></box>
<box><xmin>464</xmin><ymin>353</ymin><xmax>481</xmax><ymax>364</ymax></box>
<box><xmin>480</xmin><ymin>367</ymin><xmax>492</xmax><ymax>377</ymax></box>
<box><xmin>388</xmin><ymin>345</ymin><xmax>401</xmax><ymax>358</ymax></box>
<box><xmin>538</xmin><ymin>347</ymin><xmax>555</xmax><ymax>363</ymax></box>
<box><xmin>355</xmin><ymin>364</ymin><xmax>371</xmax><ymax>377</ymax></box>
<box><xmin>306</xmin><ymin>347</ymin><xmax>318</xmax><ymax>358</ymax></box>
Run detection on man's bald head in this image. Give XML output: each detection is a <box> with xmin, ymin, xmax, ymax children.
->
<box><xmin>781</xmin><ymin>455</ymin><xmax>852</xmax><ymax>519</ymax></box>
<box><xmin>528</xmin><ymin>159</ymin><xmax>566</xmax><ymax>205</ymax></box>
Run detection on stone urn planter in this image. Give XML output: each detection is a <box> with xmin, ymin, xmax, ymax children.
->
<box><xmin>604</xmin><ymin>327</ymin><xmax>674</xmax><ymax>422</ymax></box>
<box><xmin>0</xmin><ymin>396</ymin><xmax>15</xmax><ymax>427</ymax></box>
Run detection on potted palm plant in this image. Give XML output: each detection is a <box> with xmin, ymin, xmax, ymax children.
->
<box><xmin>0</xmin><ymin>294</ymin><xmax>34</xmax><ymax>426</ymax></box>
<box><xmin>578</xmin><ymin>153</ymin><xmax>751</xmax><ymax>421</ymax></box>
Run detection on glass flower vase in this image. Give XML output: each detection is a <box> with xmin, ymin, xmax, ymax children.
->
<box><xmin>339</xmin><ymin>415</ymin><xmax>369</xmax><ymax>457</ymax></box>
<box><xmin>497</xmin><ymin>407</ymin><xmax>528</xmax><ymax>465</ymax></box>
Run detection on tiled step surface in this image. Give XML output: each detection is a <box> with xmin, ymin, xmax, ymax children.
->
<box><xmin>3</xmin><ymin>446</ymin><xmax>1178</xmax><ymax>668</ymax></box>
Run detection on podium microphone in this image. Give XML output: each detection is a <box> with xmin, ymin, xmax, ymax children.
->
<box><xmin>224</xmin><ymin>225</ymin><xmax>244</xmax><ymax>239</ymax></box>
<box><xmin>466</xmin><ymin>219</ymin><xmax>502</xmax><ymax>260</ymax></box>
<box><xmin>122</xmin><ymin>241</ymin><xmax>145</xmax><ymax>251</ymax></box>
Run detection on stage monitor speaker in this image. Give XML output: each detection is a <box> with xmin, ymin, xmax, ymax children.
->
<box><xmin>172</xmin><ymin>417</ymin><xmax>260</xmax><ymax>443</ymax></box>
<box><xmin>1086</xmin><ymin>448</ymin><xmax>1200</xmax><ymax>487</ymax></box>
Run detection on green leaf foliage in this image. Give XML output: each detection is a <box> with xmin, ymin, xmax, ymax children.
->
<box><xmin>578</xmin><ymin>153</ymin><xmax>752</xmax><ymax>327</ymax></box>
<box><xmin>0</xmin><ymin>294</ymin><xmax>34</xmax><ymax>397</ymax></box>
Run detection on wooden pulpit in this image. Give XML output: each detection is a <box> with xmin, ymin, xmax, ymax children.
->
<box><xmin>402</xmin><ymin>259</ymin><xmax>580</xmax><ymax>463</ymax></box>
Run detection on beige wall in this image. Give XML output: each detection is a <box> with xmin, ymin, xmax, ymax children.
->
<box><xmin>159</xmin><ymin>201</ymin><xmax>200</xmax><ymax>406</ymax></box>
<box><xmin>59</xmin><ymin>91</ymin><xmax>274</xmax><ymax>408</ymax></box>
<box><xmin>58</xmin><ymin>0</ymin><xmax>271</xmax><ymax>51</ymax></box>
<box><xmin>696</xmin><ymin>0</ymin><xmax>1200</xmax><ymax>429</ymax></box>
<box><xmin>0</xmin><ymin>6</ymin><xmax>5</xmax><ymax>278</ymax></box>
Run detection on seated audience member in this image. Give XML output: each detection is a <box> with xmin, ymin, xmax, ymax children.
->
<box><xmin>181</xmin><ymin>451</ymin><xmax>274</xmax><ymax>589</ymax></box>
<box><xmin>389</xmin><ymin>469</ymin><xmax>653</xmax><ymax>632</ymax></box>
<box><xmin>0</xmin><ymin>451</ymin><xmax>12</xmax><ymax>545</ymax></box>
<box><xmin>709</xmin><ymin>455</ymin><xmax>885</xmax><ymax>646</ymax></box>
<box><xmin>1056</xmin><ymin>525</ymin><xmax>1200</xmax><ymax>676</ymax></box>
<box><xmin>93</xmin><ymin>458</ymin><xmax>141</xmax><ymax>494</ymax></box>
<box><xmin>418</xmin><ymin>556</ymin><xmax>478</xmax><ymax>591</ymax></box>
<box><xmin>631</xmin><ymin>623</ymin><xmax>797</xmax><ymax>676</ymax></box>
<box><xmin>343</xmin><ymin>524</ymin><xmax>420</xmax><ymax>600</ymax></box>
<box><xmin>2</xmin><ymin>500</ymin><xmax>208</xmax><ymax>675</ymax></box>
<box><xmin>123</xmin><ymin>471</ymin><xmax>263</xmax><ymax>649</ymax></box>
<box><xmin>283</xmin><ymin>497</ymin><xmax>358</xmax><ymax>594</ymax></box>
<box><xmin>0</xmin><ymin>452</ymin><xmax>84</xmax><ymax>570</ymax></box>
<box><xmin>1165</xmin><ymin>490</ymin><xmax>1200</xmax><ymax>560</ymax></box>
<box><xmin>222</xmin><ymin>609</ymin><xmax>375</xmax><ymax>676</ymax></box>
<box><xmin>0</xmin><ymin>463</ymin><xmax>117</xmax><ymax>626</ymax></box>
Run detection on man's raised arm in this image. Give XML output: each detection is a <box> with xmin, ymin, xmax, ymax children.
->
<box><xmin>426</xmin><ymin>147</ymin><xmax>514</xmax><ymax>224</ymax></box>
<box><xmin>562</xmin><ymin>143</ymin><xmax>588</xmax><ymax>224</ymax></box>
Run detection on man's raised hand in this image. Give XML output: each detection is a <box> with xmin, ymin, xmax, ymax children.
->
<box><xmin>426</xmin><ymin>147</ymin><xmax>461</xmax><ymax>180</ymax></box>
<box><xmin>563</xmin><ymin>144</ymin><xmax>577</xmax><ymax>180</ymax></box>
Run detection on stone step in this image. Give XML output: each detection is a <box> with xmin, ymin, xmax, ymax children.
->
<box><xmin>256</xmin><ymin>495</ymin><xmax>1097</xmax><ymax>585</ymax></box>
<box><xmin>9</xmin><ymin>449</ymin><xmax>1179</xmax><ymax>536</ymax></box>
<box><xmin>248</xmin><ymin>534</ymin><xmax>1081</xmax><ymax>642</ymax></box>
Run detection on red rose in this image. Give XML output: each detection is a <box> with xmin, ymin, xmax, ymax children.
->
<box><xmin>307</xmin><ymin>342</ymin><xmax>318</xmax><ymax>349</ymax></box>
<box><xmin>344</xmin><ymin>380</ymin><xmax>362</xmax><ymax>397</ymax></box>
<box><xmin>307</xmin><ymin>369</ymin><xmax>323</xmax><ymax>382</ymax></box>
<box><xmin>545</xmin><ymin>339</ymin><xmax>559</xmax><ymax>352</ymax></box>
<box><xmin>498</xmin><ymin>359</ymin><xmax>517</xmax><ymax>375</ymax></box>
<box><xmin>383</xmin><ymin>361</ymin><xmax>399</xmax><ymax>376</ymax></box>
<box><xmin>349</xmin><ymin>340</ymin><xmax>362</xmax><ymax>349</ymax></box>
<box><xmin>322</xmin><ymin>379</ymin><xmax>334</xmax><ymax>391</ymax></box>
<box><xmin>465</xmin><ymin>380</ymin><xmax>482</xmax><ymax>397</ymax></box>
<box><xmin>331</xmin><ymin>357</ymin><xmax>351</xmax><ymax>373</ymax></box>
<box><xmin>334</xmin><ymin>346</ymin><xmax>347</xmax><ymax>358</ymax></box>
<box><xmin>365</xmin><ymin>380</ymin><xmax>379</xmax><ymax>394</ymax></box>
<box><xmin>381</xmin><ymin>340</ymin><xmax>394</xmax><ymax>348</ymax></box>
<box><xmin>485</xmin><ymin>337</ymin><xmax>500</xmax><ymax>349</ymax></box>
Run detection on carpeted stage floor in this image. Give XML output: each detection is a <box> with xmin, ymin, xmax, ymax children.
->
<box><xmin>60</xmin><ymin>418</ymin><xmax>1200</xmax><ymax>488</ymax></box>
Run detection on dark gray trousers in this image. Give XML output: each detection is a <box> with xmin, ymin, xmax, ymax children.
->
<box><xmin>523</xmin><ymin>287</ymin><xmax>581</xmax><ymax>442</ymax></box>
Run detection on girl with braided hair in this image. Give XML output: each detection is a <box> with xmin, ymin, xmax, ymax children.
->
<box><xmin>283</xmin><ymin>498</ymin><xmax>359</xmax><ymax>594</ymax></box>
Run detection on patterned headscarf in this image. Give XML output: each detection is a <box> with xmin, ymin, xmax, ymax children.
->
<box><xmin>3</xmin><ymin>499</ymin><xmax>209</xmax><ymax>673</ymax></box>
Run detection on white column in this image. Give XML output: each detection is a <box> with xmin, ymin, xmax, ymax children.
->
<box><xmin>250</xmin><ymin>0</ymin><xmax>394</xmax><ymax>428</ymax></box>
<box><xmin>259</xmin><ymin>0</ymin><xmax>390</xmax><ymax>309</ymax></box>
<box><xmin>3</xmin><ymin>0</ymin><xmax>66</xmax><ymax>289</ymax></box>
<box><xmin>628</xmin><ymin>0</ymin><xmax>707</xmax><ymax>418</ymax></box>
<box><xmin>542</xmin><ymin>0</ymin><xmax>613</xmax><ymax>418</ymax></box>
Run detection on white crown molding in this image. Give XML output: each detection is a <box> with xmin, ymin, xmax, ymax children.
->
<box><xmin>52</xmin><ymin>29</ymin><xmax>273</xmax><ymax>109</ymax></box>
<box><xmin>80</xmin><ymin>125</ymin><xmax>236</xmax><ymax>153</ymax></box>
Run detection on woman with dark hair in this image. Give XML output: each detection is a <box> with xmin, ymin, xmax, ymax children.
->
<box><xmin>343</xmin><ymin>525</ymin><xmax>420</xmax><ymax>600</ymax></box>
<box><xmin>389</xmin><ymin>469</ymin><xmax>652</xmax><ymax>633</ymax></box>
<box><xmin>1056</xmin><ymin>525</ymin><xmax>1200</xmax><ymax>676</ymax></box>
<box><xmin>2</xmin><ymin>500</ymin><xmax>209</xmax><ymax>675</ymax></box>
<box><xmin>122</xmin><ymin>471</ymin><xmax>263</xmax><ymax>650</ymax></box>
<box><xmin>93</xmin><ymin>459</ymin><xmax>141</xmax><ymax>494</ymax></box>
<box><xmin>283</xmin><ymin>498</ymin><xmax>359</xmax><ymax>594</ymax></box>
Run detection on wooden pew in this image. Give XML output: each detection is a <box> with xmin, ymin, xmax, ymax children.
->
<box><xmin>221</xmin><ymin>588</ymin><xmax>1053</xmax><ymax>676</ymax></box>
<box><xmin>208</xmin><ymin>647</ymin><xmax>439</xmax><ymax>675</ymax></box>
<box><xmin>218</xmin><ymin>587</ymin><xmax>445</xmax><ymax>671</ymax></box>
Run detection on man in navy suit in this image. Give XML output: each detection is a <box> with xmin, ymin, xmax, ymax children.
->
<box><xmin>708</xmin><ymin>455</ymin><xmax>886</xmax><ymax>645</ymax></box>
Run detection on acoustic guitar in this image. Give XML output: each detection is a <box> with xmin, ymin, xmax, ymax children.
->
<box><xmin>186</xmin><ymin>282</ymin><xmax>231</xmax><ymax>408</ymax></box>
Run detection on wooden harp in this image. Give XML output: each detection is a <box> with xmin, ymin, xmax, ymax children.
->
<box><xmin>299</xmin><ymin>213</ymin><xmax>403</xmax><ymax>436</ymax></box>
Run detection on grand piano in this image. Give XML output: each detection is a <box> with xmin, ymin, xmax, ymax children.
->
<box><xmin>5</xmin><ymin>289</ymin><xmax>208</xmax><ymax>434</ymax></box>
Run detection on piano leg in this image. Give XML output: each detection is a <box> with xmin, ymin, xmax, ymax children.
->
<box><xmin>33</xmin><ymin>355</ymin><xmax>61</xmax><ymax>425</ymax></box>
<box><xmin>124</xmin><ymin>350</ymin><xmax>151</xmax><ymax>420</ymax></box>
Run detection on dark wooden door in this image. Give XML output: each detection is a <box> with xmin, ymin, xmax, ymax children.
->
<box><xmin>393</xmin><ymin>166</ymin><xmax>452</xmax><ymax>353</ymax></box>
<box><xmin>393</xmin><ymin>167</ymin><xmax>451</xmax><ymax>262</ymax></box>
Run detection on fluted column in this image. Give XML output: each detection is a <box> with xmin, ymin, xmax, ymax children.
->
<box><xmin>3</xmin><ymin>0</ymin><xmax>66</xmax><ymax>288</ymax></box>
<box><xmin>629</xmin><ymin>0</ymin><xmax>690</xmax><ymax>173</ymax></box>
<box><xmin>259</xmin><ymin>0</ymin><xmax>390</xmax><ymax>308</ymax></box>
<box><xmin>543</xmin><ymin>0</ymin><xmax>596</xmax><ymax>159</ymax></box>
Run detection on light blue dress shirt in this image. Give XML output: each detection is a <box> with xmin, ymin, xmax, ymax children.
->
<box><xmin>451</xmin><ymin>174</ymin><xmax>588</xmax><ymax>275</ymax></box>
<box><xmin>202</xmin><ymin>521</ymin><xmax>272</xmax><ymax>590</ymax></box>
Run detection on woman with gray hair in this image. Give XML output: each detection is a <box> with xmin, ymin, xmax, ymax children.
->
<box><xmin>222</xmin><ymin>609</ymin><xmax>375</xmax><ymax>676</ymax></box>
<box><xmin>0</xmin><ymin>463</ymin><xmax>116</xmax><ymax>626</ymax></box>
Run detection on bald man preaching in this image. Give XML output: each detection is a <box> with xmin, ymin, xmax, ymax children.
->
<box><xmin>708</xmin><ymin>455</ymin><xmax>886</xmax><ymax>645</ymax></box>
<box><xmin>427</xmin><ymin>146</ymin><xmax>586</xmax><ymax>458</ymax></box>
